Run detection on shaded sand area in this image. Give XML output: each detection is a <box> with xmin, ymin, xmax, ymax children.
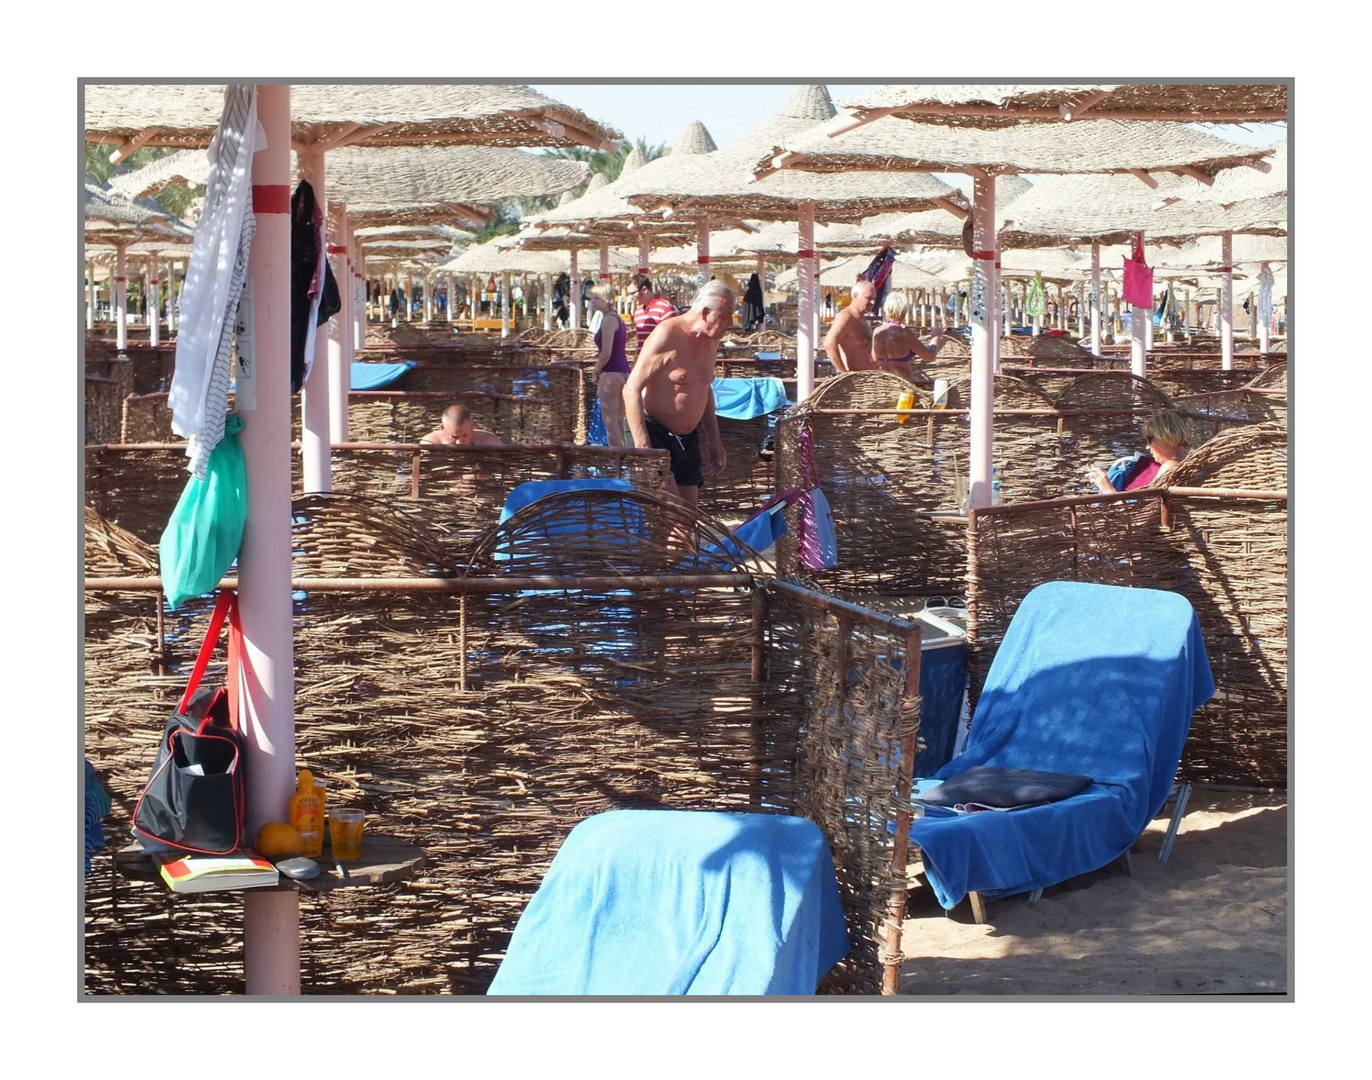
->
<box><xmin>898</xmin><ymin>787</ymin><xmax>1288</xmax><ymax>995</ymax></box>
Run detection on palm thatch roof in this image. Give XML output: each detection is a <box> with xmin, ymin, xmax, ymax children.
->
<box><xmin>534</xmin><ymin>124</ymin><xmax>721</xmax><ymax>239</ymax></box>
<box><xmin>1156</xmin><ymin>137</ymin><xmax>1287</xmax><ymax>207</ymax></box>
<box><xmin>833</xmin><ymin>84</ymin><xmax>1288</xmax><ymax>130</ymax></box>
<box><xmin>1150</xmin><ymin>234</ymin><xmax>1288</xmax><ymax>268</ymax></box>
<box><xmin>309</xmin><ymin>145</ymin><xmax>591</xmax><ymax>205</ymax></box>
<box><xmin>355</xmin><ymin>224</ymin><xmax>475</xmax><ymax>243</ymax></box>
<box><xmin>756</xmin><ymin>117</ymin><xmax>1275</xmax><ymax>181</ymax></box>
<box><xmin>865</xmin><ymin>175</ymin><xmax>1034</xmax><ymax>247</ymax></box>
<box><xmin>441</xmin><ymin>238</ymin><xmax>569</xmax><ymax>275</ymax></box>
<box><xmin>85</xmin><ymin>84</ymin><xmax>621</xmax><ymax>151</ymax></box>
<box><xmin>997</xmin><ymin>172</ymin><xmax>1288</xmax><ymax>249</ymax></box>
<box><xmin>620</xmin><ymin>85</ymin><xmax>962</xmax><ymax>223</ymax></box>
<box><xmin>106</xmin><ymin>149</ymin><xmax>208</xmax><ymax>199</ymax></box>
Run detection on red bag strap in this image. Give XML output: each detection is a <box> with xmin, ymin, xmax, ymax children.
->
<box><xmin>1132</xmin><ymin>231</ymin><xmax>1146</xmax><ymax>263</ymax></box>
<box><xmin>177</xmin><ymin>590</ymin><xmax>241</xmax><ymax>727</ymax></box>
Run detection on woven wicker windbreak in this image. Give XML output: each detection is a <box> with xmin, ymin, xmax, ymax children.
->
<box><xmin>964</xmin><ymin>481</ymin><xmax>1287</xmax><ymax>786</ymax></box>
<box><xmin>84</xmin><ymin>492</ymin><xmax>920</xmax><ymax>995</ymax></box>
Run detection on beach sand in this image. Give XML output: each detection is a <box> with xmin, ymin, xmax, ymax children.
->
<box><xmin>897</xmin><ymin>786</ymin><xmax>1288</xmax><ymax>996</ymax></box>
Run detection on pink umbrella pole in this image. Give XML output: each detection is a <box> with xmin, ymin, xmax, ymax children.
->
<box><xmin>968</xmin><ymin>173</ymin><xmax>996</xmax><ymax>509</ymax></box>
<box><xmin>796</xmin><ymin>202</ymin><xmax>816</xmax><ymax>402</ymax></box>
<box><xmin>1220</xmin><ymin>231</ymin><xmax>1234</xmax><ymax>370</ymax></box>
<box><xmin>115</xmin><ymin>243</ymin><xmax>128</xmax><ymax>351</ymax></box>
<box><xmin>240</xmin><ymin>82</ymin><xmax>300</xmax><ymax>996</ymax></box>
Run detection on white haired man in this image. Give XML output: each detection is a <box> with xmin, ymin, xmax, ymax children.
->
<box><xmin>822</xmin><ymin>279</ymin><xmax>879</xmax><ymax>372</ymax></box>
<box><xmin>623</xmin><ymin>279</ymin><xmax>735</xmax><ymax>510</ymax></box>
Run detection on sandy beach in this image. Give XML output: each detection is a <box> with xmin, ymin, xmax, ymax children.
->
<box><xmin>898</xmin><ymin>786</ymin><xmax>1288</xmax><ymax>996</ymax></box>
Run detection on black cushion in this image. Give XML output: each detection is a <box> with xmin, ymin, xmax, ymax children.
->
<box><xmin>920</xmin><ymin>766</ymin><xmax>1094</xmax><ymax>810</ymax></box>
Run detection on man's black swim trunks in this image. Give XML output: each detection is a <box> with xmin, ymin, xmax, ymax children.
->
<box><xmin>643</xmin><ymin>412</ymin><xmax>704</xmax><ymax>489</ymax></box>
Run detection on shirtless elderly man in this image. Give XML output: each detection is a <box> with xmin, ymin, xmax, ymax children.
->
<box><xmin>822</xmin><ymin>279</ymin><xmax>879</xmax><ymax>372</ymax></box>
<box><xmin>623</xmin><ymin>279</ymin><xmax>734</xmax><ymax>510</ymax></box>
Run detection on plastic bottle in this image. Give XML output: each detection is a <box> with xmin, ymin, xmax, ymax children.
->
<box><xmin>896</xmin><ymin>389</ymin><xmax>916</xmax><ymax>425</ymax></box>
<box><xmin>991</xmin><ymin>467</ymin><xmax>1003</xmax><ymax>505</ymax></box>
<box><xmin>289</xmin><ymin>770</ymin><xmax>324</xmax><ymax>858</ymax></box>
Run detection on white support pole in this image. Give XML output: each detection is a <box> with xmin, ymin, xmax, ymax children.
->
<box><xmin>1077</xmin><ymin>281</ymin><xmax>1086</xmax><ymax>339</ymax></box>
<box><xmin>696</xmin><ymin>218</ymin><xmax>710</xmax><ymax>288</ymax></box>
<box><xmin>796</xmin><ymin>202</ymin><xmax>816</xmax><ymax>402</ymax></box>
<box><xmin>569</xmin><ymin>253</ymin><xmax>581</xmax><ymax>331</ymax></box>
<box><xmin>500</xmin><ymin>270</ymin><xmax>512</xmax><ymax>338</ymax></box>
<box><xmin>599</xmin><ymin>241</ymin><xmax>610</xmax><ymax>284</ymax></box>
<box><xmin>637</xmin><ymin>234</ymin><xmax>650</xmax><ymax>276</ymax></box>
<box><xmin>970</xmin><ymin>175</ymin><xmax>997</xmax><ymax>508</ymax></box>
<box><xmin>1258</xmin><ymin>269</ymin><xmax>1272</xmax><ymax>356</ymax></box>
<box><xmin>521</xmin><ymin>274</ymin><xmax>530</xmax><ymax>323</ymax></box>
<box><xmin>240</xmin><ymin>82</ymin><xmax>300</xmax><ymax>998</ymax></box>
<box><xmin>405</xmin><ymin>274</ymin><xmax>414</xmax><ymax>321</ymax></box>
<box><xmin>1144</xmin><ymin>299</ymin><xmax>1155</xmax><ymax>351</ymax></box>
<box><xmin>1090</xmin><ymin>241</ymin><xmax>1102</xmax><ymax>357</ymax></box>
<box><xmin>1248</xmin><ymin>292</ymin><xmax>1258</xmax><ymax>341</ymax></box>
<box><xmin>86</xmin><ymin>260</ymin><xmax>96</xmax><ymax>331</ymax></box>
<box><xmin>993</xmin><ymin>264</ymin><xmax>1003</xmax><ymax>374</ymax></box>
<box><xmin>168</xmin><ymin>262</ymin><xmax>180</xmax><ymax>335</ymax></box>
<box><xmin>1184</xmin><ymin>286</ymin><xmax>1192</xmax><ymax>342</ymax></box>
<box><xmin>542</xmin><ymin>272</ymin><xmax>553</xmax><ymax>331</ymax></box>
<box><xmin>115</xmin><ymin>243</ymin><xmax>128</xmax><ymax>350</ymax></box>
<box><xmin>1220</xmin><ymin>232</ymin><xmax>1234</xmax><ymax>370</ymax></box>
<box><xmin>148</xmin><ymin>252</ymin><xmax>161</xmax><ymax>347</ymax></box>
<box><xmin>297</xmin><ymin>150</ymin><xmax>332</xmax><ymax>495</ymax></box>
<box><xmin>327</xmin><ymin>206</ymin><xmax>349</xmax><ymax>446</ymax></box>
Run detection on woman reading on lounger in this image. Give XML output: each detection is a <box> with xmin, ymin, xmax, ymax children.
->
<box><xmin>1090</xmin><ymin>408</ymin><xmax>1192</xmax><ymax>493</ymax></box>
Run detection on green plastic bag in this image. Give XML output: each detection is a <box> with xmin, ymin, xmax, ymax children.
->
<box><xmin>159</xmin><ymin>415</ymin><xmax>247</xmax><ymax>610</ymax></box>
<box><xmin>1025</xmin><ymin>274</ymin><xmax>1047</xmax><ymax>319</ymax></box>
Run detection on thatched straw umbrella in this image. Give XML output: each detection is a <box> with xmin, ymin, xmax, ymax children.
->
<box><xmin>828</xmin><ymin>84</ymin><xmax>1288</xmax><ymax>132</ymax></box>
<box><xmin>84</xmin><ymin>178</ymin><xmax>196</xmax><ymax>347</ymax></box>
<box><xmin>620</xmin><ymin>85</ymin><xmax>962</xmax><ymax>400</ymax></box>
<box><xmin>82</xmin><ymin>82</ymin><xmax>616</xmax><ymax>996</ymax></box>
<box><xmin>534</xmin><ymin>127</ymin><xmax>724</xmax><ymax>287</ymax></box>
<box><xmin>442</xmin><ymin>239</ymin><xmax>569</xmax><ymax>338</ymax></box>
<box><xmin>996</xmin><ymin>168</ymin><xmax>1286</xmax><ymax>361</ymax></box>
<box><xmin>757</xmin><ymin>97</ymin><xmax>1279</xmax><ymax>506</ymax></box>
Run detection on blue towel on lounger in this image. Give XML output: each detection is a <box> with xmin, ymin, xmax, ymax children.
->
<box><xmin>349</xmin><ymin>361</ymin><xmax>415</xmax><ymax>389</ymax></box>
<box><xmin>711</xmin><ymin>377</ymin><xmax>789</xmax><ymax>420</ymax></box>
<box><xmin>487</xmin><ymin>810</ymin><xmax>850</xmax><ymax>996</ymax></box>
<box><xmin>910</xmin><ymin>581</ymin><xmax>1215</xmax><ymax>909</ymax></box>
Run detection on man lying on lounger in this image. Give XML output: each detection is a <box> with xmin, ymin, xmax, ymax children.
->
<box><xmin>421</xmin><ymin>403</ymin><xmax>503</xmax><ymax>446</ymax></box>
<box><xmin>622</xmin><ymin>280</ymin><xmax>733</xmax><ymax>512</ymax></box>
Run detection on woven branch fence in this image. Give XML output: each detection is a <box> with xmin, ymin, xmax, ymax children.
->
<box><xmin>84</xmin><ymin>491</ymin><xmax>921</xmax><ymax>996</ymax></box>
<box><xmin>118</xmin><ymin>387</ymin><xmax>574</xmax><ymax>447</ymax></box>
<box><xmin>85</xmin><ymin>444</ymin><xmax>670</xmax><ymax>547</ymax></box>
<box><xmin>964</xmin><ymin>423</ymin><xmax>1288</xmax><ymax>786</ymax></box>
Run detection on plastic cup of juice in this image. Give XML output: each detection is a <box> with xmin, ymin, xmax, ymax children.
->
<box><xmin>328</xmin><ymin>809</ymin><xmax>365</xmax><ymax>861</ymax></box>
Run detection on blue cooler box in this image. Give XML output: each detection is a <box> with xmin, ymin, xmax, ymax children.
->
<box><xmin>909</xmin><ymin>610</ymin><xmax>968</xmax><ymax>776</ymax></box>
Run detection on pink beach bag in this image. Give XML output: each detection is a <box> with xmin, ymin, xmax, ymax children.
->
<box><xmin>1122</xmin><ymin>232</ymin><xmax>1154</xmax><ymax>309</ymax></box>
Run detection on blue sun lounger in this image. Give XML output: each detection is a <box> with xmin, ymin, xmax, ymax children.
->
<box><xmin>908</xmin><ymin>581</ymin><xmax>1215</xmax><ymax>918</ymax></box>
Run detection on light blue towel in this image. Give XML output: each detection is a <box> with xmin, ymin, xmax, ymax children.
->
<box><xmin>349</xmin><ymin>361</ymin><xmax>415</xmax><ymax>390</ymax></box>
<box><xmin>910</xmin><ymin>581</ymin><xmax>1215</xmax><ymax>909</ymax></box>
<box><xmin>711</xmin><ymin>377</ymin><xmax>789</xmax><ymax>420</ymax></box>
<box><xmin>488</xmin><ymin>810</ymin><xmax>850</xmax><ymax>995</ymax></box>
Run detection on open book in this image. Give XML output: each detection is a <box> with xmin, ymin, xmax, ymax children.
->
<box><xmin>159</xmin><ymin>853</ymin><xmax>279</xmax><ymax>894</ymax></box>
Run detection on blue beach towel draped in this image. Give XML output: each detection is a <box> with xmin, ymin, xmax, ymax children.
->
<box><xmin>711</xmin><ymin>377</ymin><xmax>789</xmax><ymax>420</ymax></box>
<box><xmin>910</xmin><ymin>581</ymin><xmax>1215</xmax><ymax>910</ymax></box>
<box><xmin>488</xmin><ymin>810</ymin><xmax>850</xmax><ymax>995</ymax></box>
<box><xmin>349</xmin><ymin>361</ymin><xmax>415</xmax><ymax>390</ymax></box>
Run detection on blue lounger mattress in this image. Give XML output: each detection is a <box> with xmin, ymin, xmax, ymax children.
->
<box><xmin>488</xmin><ymin>810</ymin><xmax>850</xmax><ymax>995</ymax></box>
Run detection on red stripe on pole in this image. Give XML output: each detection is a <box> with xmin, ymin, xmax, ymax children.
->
<box><xmin>797</xmin><ymin>249</ymin><xmax>815</xmax><ymax>259</ymax></box>
<box><xmin>697</xmin><ymin>256</ymin><xmax>710</xmax><ymax>264</ymax></box>
<box><xmin>971</xmin><ymin>250</ymin><xmax>997</xmax><ymax>260</ymax></box>
<box><xmin>638</xmin><ymin>267</ymin><xmax>650</xmax><ymax>274</ymax></box>
<box><xmin>252</xmin><ymin>184</ymin><xmax>291</xmax><ymax>214</ymax></box>
<box><xmin>116</xmin><ymin>277</ymin><xmax>126</xmax><ymax>282</ymax></box>
<box><xmin>327</xmin><ymin>245</ymin><xmax>347</xmax><ymax>254</ymax></box>
<box><xmin>1217</xmin><ymin>266</ymin><xmax>1233</xmax><ymax>273</ymax></box>
<box><xmin>599</xmin><ymin>273</ymin><xmax>609</xmax><ymax>280</ymax></box>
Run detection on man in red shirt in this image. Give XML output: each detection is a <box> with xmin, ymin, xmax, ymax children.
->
<box><xmin>630</xmin><ymin>274</ymin><xmax>678</xmax><ymax>351</ymax></box>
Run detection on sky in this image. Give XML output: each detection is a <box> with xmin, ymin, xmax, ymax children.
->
<box><xmin>528</xmin><ymin>83</ymin><xmax>1285</xmax><ymax>200</ymax></box>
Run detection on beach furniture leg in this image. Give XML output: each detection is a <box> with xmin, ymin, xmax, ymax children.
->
<box><xmin>968</xmin><ymin>891</ymin><xmax>988</xmax><ymax>925</ymax></box>
<box><xmin>1158</xmin><ymin>782</ymin><xmax>1192</xmax><ymax>864</ymax></box>
<box><xmin>1027</xmin><ymin>888</ymin><xmax>1043</xmax><ymax>906</ymax></box>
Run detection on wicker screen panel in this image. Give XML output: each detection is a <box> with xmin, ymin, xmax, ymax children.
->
<box><xmin>85</xmin><ymin>496</ymin><xmax>913</xmax><ymax>995</ymax></box>
<box><xmin>965</xmin><ymin>487</ymin><xmax>1287</xmax><ymax>787</ymax></box>
<box><xmin>772</xmin><ymin>401</ymin><xmax>967</xmax><ymax>597</ymax></box>
<box><xmin>699</xmin><ymin>415</ymin><xmax>779</xmax><ymax>522</ymax></box>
